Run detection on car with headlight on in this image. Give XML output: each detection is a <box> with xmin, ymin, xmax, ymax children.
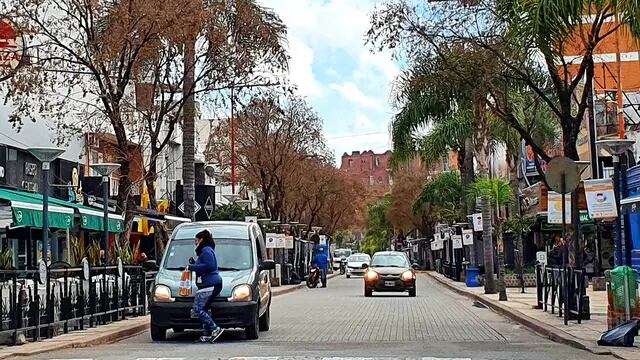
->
<box><xmin>346</xmin><ymin>253</ymin><xmax>371</xmax><ymax>278</ymax></box>
<box><xmin>149</xmin><ymin>221</ymin><xmax>275</xmax><ymax>341</ymax></box>
<box><xmin>362</xmin><ymin>251</ymin><xmax>418</xmax><ymax>297</ymax></box>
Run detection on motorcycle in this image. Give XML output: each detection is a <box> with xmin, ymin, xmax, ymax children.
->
<box><xmin>339</xmin><ymin>257</ymin><xmax>347</xmax><ymax>275</ymax></box>
<box><xmin>306</xmin><ymin>266</ymin><xmax>320</xmax><ymax>288</ymax></box>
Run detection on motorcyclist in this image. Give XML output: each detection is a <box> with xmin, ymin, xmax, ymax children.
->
<box><xmin>312</xmin><ymin>247</ymin><xmax>328</xmax><ymax>288</ymax></box>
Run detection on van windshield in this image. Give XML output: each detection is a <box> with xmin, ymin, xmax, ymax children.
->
<box><xmin>163</xmin><ymin>238</ymin><xmax>253</xmax><ymax>271</ymax></box>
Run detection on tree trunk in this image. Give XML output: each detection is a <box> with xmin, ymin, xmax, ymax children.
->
<box><xmin>496</xmin><ymin>221</ymin><xmax>508</xmax><ymax>301</ymax></box>
<box><xmin>463</xmin><ymin>136</ymin><xmax>476</xmax><ymax>265</ymax></box>
<box><xmin>481</xmin><ymin>196</ymin><xmax>496</xmax><ymax>294</ymax></box>
<box><xmin>145</xmin><ymin>157</ymin><xmax>168</xmax><ymax>257</ymax></box>
<box><xmin>182</xmin><ymin>39</ymin><xmax>196</xmax><ymax>221</ymax></box>
<box><xmin>473</xmin><ymin>94</ymin><xmax>490</xmax><ymax>176</ymax></box>
<box><xmin>516</xmin><ymin>231</ymin><xmax>524</xmax><ymax>291</ymax></box>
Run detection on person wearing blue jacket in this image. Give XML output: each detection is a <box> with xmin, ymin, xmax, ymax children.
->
<box><xmin>187</xmin><ymin>229</ymin><xmax>224</xmax><ymax>343</ymax></box>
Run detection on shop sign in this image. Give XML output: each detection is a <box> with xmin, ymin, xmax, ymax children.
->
<box><xmin>472</xmin><ymin>213</ymin><xmax>482</xmax><ymax>232</ymax></box>
<box><xmin>462</xmin><ymin>229</ymin><xmax>474</xmax><ymax>245</ymax></box>
<box><xmin>521</xmin><ymin>182</ymin><xmax>541</xmax><ymax>215</ymax></box>
<box><xmin>452</xmin><ymin>235</ymin><xmax>463</xmax><ymax>249</ymax></box>
<box><xmin>584</xmin><ymin>178</ymin><xmax>618</xmax><ymax>219</ymax></box>
<box><xmin>0</xmin><ymin>18</ymin><xmax>25</xmax><ymax>81</ymax></box>
<box><xmin>24</xmin><ymin>162</ymin><xmax>37</xmax><ymax>176</ymax></box>
<box><xmin>547</xmin><ymin>191</ymin><xmax>572</xmax><ymax>224</ymax></box>
<box><xmin>536</xmin><ymin>251</ymin><xmax>547</xmax><ymax>265</ymax></box>
<box><xmin>265</xmin><ymin>233</ymin><xmax>277</xmax><ymax>248</ymax></box>
<box><xmin>21</xmin><ymin>180</ymin><xmax>37</xmax><ymax>192</ymax></box>
<box><xmin>275</xmin><ymin>233</ymin><xmax>286</xmax><ymax>248</ymax></box>
<box><xmin>285</xmin><ymin>235</ymin><xmax>294</xmax><ymax>249</ymax></box>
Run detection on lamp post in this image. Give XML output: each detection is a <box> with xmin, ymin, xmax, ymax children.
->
<box><xmin>596</xmin><ymin>139</ymin><xmax>635</xmax><ymax>266</ymax></box>
<box><xmin>90</xmin><ymin>163</ymin><xmax>120</xmax><ymax>266</ymax></box>
<box><xmin>28</xmin><ymin>147</ymin><xmax>65</xmax><ymax>263</ymax></box>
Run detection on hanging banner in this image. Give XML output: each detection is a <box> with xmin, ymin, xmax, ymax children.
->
<box><xmin>452</xmin><ymin>235</ymin><xmax>463</xmax><ymax>249</ymax></box>
<box><xmin>584</xmin><ymin>178</ymin><xmax>618</xmax><ymax>219</ymax></box>
<box><xmin>319</xmin><ymin>235</ymin><xmax>327</xmax><ymax>245</ymax></box>
<box><xmin>285</xmin><ymin>235</ymin><xmax>294</xmax><ymax>249</ymax></box>
<box><xmin>275</xmin><ymin>234</ymin><xmax>286</xmax><ymax>248</ymax></box>
<box><xmin>547</xmin><ymin>191</ymin><xmax>572</xmax><ymax>224</ymax></box>
<box><xmin>462</xmin><ymin>229</ymin><xmax>474</xmax><ymax>245</ymax></box>
<box><xmin>265</xmin><ymin>233</ymin><xmax>277</xmax><ymax>248</ymax></box>
<box><xmin>472</xmin><ymin>213</ymin><xmax>482</xmax><ymax>232</ymax></box>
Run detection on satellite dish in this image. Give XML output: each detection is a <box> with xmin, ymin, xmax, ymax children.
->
<box><xmin>545</xmin><ymin>156</ymin><xmax>579</xmax><ymax>194</ymax></box>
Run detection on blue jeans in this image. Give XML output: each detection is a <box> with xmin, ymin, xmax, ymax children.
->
<box><xmin>192</xmin><ymin>286</ymin><xmax>221</xmax><ymax>336</ymax></box>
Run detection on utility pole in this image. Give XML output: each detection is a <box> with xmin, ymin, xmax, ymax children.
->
<box><xmin>182</xmin><ymin>38</ymin><xmax>196</xmax><ymax>221</ymax></box>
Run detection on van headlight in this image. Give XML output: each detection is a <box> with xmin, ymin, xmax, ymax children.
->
<box><xmin>230</xmin><ymin>284</ymin><xmax>252</xmax><ymax>302</ymax></box>
<box><xmin>365</xmin><ymin>270</ymin><xmax>379</xmax><ymax>282</ymax></box>
<box><xmin>153</xmin><ymin>284</ymin><xmax>174</xmax><ymax>302</ymax></box>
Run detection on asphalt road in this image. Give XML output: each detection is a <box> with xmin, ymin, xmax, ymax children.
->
<box><xmin>26</xmin><ymin>274</ymin><xmax>615</xmax><ymax>360</ymax></box>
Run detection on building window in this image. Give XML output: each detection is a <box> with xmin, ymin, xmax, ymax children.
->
<box><xmin>369</xmin><ymin>176</ymin><xmax>374</xmax><ymax>186</ymax></box>
<box><xmin>377</xmin><ymin>177</ymin><xmax>383</xmax><ymax>184</ymax></box>
<box><xmin>348</xmin><ymin>159</ymin><xmax>353</xmax><ymax>168</ymax></box>
<box><xmin>375</xmin><ymin>157</ymin><xmax>380</xmax><ymax>167</ymax></box>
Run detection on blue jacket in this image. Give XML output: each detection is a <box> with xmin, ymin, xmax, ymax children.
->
<box><xmin>313</xmin><ymin>253</ymin><xmax>328</xmax><ymax>270</ymax></box>
<box><xmin>189</xmin><ymin>246</ymin><xmax>223</xmax><ymax>289</ymax></box>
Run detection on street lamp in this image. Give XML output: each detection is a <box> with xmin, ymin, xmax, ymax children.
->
<box><xmin>28</xmin><ymin>147</ymin><xmax>65</xmax><ymax>263</ymax></box>
<box><xmin>597</xmin><ymin>139</ymin><xmax>635</xmax><ymax>266</ymax></box>
<box><xmin>90</xmin><ymin>163</ymin><xmax>120</xmax><ymax>266</ymax></box>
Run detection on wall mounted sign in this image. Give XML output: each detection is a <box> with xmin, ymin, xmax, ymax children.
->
<box><xmin>285</xmin><ymin>235</ymin><xmax>294</xmax><ymax>249</ymax></box>
<box><xmin>275</xmin><ymin>234</ymin><xmax>286</xmax><ymax>248</ymax></box>
<box><xmin>265</xmin><ymin>233</ymin><xmax>277</xmax><ymax>248</ymax></box>
<box><xmin>24</xmin><ymin>162</ymin><xmax>37</xmax><ymax>176</ymax></box>
<box><xmin>472</xmin><ymin>213</ymin><xmax>482</xmax><ymax>232</ymax></box>
<box><xmin>547</xmin><ymin>191</ymin><xmax>572</xmax><ymax>224</ymax></box>
<box><xmin>0</xmin><ymin>18</ymin><xmax>25</xmax><ymax>81</ymax></box>
<box><xmin>462</xmin><ymin>229</ymin><xmax>474</xmax><ymax>245</ymax></box>
<box><xmin>584</xmin><ymin>178</ymin><xmax>617</xmax><ymax>219</ymax></box>
<box><xmin>452</xmin><ymin>235</ymin><xmax>463</xmax><ymax>249</ymax></box>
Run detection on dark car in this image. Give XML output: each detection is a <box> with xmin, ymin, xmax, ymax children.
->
<box><xmin>149</xmin><ymin>221</ymin><xmax>275</xmax><ymax>341</ymax></box>
<box><xmin>363</xmin><ymin>251</ymin><xmax>417</xmax><ymax>297</ymax></box>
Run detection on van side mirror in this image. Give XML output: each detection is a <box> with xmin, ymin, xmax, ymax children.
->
<box><xmin>412</xmin><ymin>263</ymin><xmax>419</xmax><ymax>270</ymax></box>
<box><xmin>260</xmin><ymin>260</ymin><xmax>276</xmax><ymax>271</ymax></box>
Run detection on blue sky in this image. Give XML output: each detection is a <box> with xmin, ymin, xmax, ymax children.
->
<box><xmin>264</xmin><ymin>0</ymin><xmax>398</xmax><ymax>164</ymax></box>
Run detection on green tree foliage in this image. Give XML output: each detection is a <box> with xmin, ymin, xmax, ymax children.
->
<box><xmin>413</xmin><ymin>171</ymin><xmax>464</xmax><ymax>224</ymax></box>
<box><xmin>361</xmin><ymin>194</ymin><xmax>392</xmax><ymax>255</ymax></box>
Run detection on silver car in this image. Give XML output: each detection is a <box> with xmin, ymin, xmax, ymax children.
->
<box><xmin>346</xmin><ymin>254</ymin><xmax>371</xmax><ymax>278</ymax></box>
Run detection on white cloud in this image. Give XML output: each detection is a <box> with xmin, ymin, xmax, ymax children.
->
<box><xmin>288</xmin><ymin>38</ymin><xmax>323</xmax><ymax>98</ymax></box>
<box><xmin>329</xmin><ymin>82</ymin><xmax>382</xmax><ymax>111</ymax></box>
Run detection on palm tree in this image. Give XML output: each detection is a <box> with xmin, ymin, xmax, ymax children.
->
<box><xmin>413</xmin><ymin>171</ymin><xmax>464</xmax><ymax>225</ymax></box>
<box><xmin>468</xmin><ymin>177</ymin><xmax>514</xmax><ymax>300</ymax></box>
<box><xmin>182</xmin><ymin>0</ymin><xmax>288</xmax><ymax>219</ymax></box>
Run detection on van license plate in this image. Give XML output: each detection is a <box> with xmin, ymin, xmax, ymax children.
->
<box><xmin>385</xmin><ymin>281</ymin><xmax>395</xmax><ymax>287</ymax></box>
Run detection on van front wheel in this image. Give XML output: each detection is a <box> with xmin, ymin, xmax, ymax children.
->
<box><xmin>245</xmin><ymin>308</ymin><xmax>260</xmax><ymax>340</ymax></box>
<box><xmin>150</xmin><ymin>324</ymin><xmax>167</xmax><ymax>341</ymax></box>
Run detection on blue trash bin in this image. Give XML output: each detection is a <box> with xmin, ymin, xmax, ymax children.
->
<box><xmin>466</xmin><ymin>267</ymin><xmax>480</xmax><ymax>287</ymax></box>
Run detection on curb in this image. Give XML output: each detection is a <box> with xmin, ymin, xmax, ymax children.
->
<box><xmin>272</xmin><ymin>273</ymin><xmax>340</xmax><ymax>297</ymax></box>
<box><xmin>424</xmin><ymin>272</ymin><xmax>620</xmax><ymax>359</ymax></box>
<box><xmin>1</xmin><ymin>318</ymin><xmax>149</xmax><ymax>360</ymax></box>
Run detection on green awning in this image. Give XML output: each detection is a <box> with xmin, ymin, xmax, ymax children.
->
<box><xmin>0</xmin><ymin>188</ymin><xmax>74</xmax><ymax>229</ymax></box>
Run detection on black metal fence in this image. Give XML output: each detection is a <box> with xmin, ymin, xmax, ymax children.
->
<box><xmin>536</xmin><ymin>265</ymin><xmax>589</xmax><ymax>324</ymax></box>
<box><xmin>442</xmin><ymin>262</ymin><xmax>462</xmax><ymax>282</ymax></box>
<box><xmin>0</xmin><ymin>261</ymin><xmax>156</xmax><ymax>345</ymax></box>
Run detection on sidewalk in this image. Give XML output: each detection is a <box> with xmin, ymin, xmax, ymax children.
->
<box><xmin>426</xmin><ymin>271</ymin><xmax>639</xmax><ymax>360</ymax></box>
<box><xmin>0</xmin><ymin>274</ymin><xmax>337</xmax><ymax>359</ymax></box>
<box><xmin>0</xmin><ymin>316</ymin><xmax>149</xmax><ymax>360</ymax></box>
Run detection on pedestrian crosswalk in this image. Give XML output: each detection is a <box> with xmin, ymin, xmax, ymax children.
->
<box><xmin>48</xmin><ymin>358</ymin><xmax>471</xmax><ymax>360</ymax></box>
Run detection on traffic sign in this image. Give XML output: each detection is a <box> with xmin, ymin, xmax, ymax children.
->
<box><xmin>545</xmin><ymin>156</ymin><xmax>579</xmax><ymax>194</ymax></box>
<box><xmin>178</xmin><ymin>201</ymin><xmax>201</xmax><ymax>215</ymax></box>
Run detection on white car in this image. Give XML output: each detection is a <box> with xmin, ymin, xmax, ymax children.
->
<box><xmin>332</xmin><ymin>248</ymin><xmax>352</xmax><ymax>270</ymax></box>
<box><xmin>346</xmin><ymin>254</ymin><xmax>371</xmax><ymax>278</ymax></box>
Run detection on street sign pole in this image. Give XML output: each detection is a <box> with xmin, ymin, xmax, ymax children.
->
<box><xmin>561</xmin><ymin>174</ymin><xmax>569</xmax><ymax>326</ymax></box>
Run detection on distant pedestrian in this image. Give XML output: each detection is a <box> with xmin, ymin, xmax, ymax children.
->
<box><xmin>187</xmin><ymin>229</ymin><xmax>224</xmax><ymax>343</ymax></box>
<box><xmin>312</xmin><ymin>248</ymin><xmax>328</xmax><ymax>288</ymax></box>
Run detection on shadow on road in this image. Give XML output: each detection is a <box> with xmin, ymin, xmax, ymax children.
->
<box><xmin>164</xmin><ymin>329</ymin><xmax>249</xmax><ymax>343</ymax></box>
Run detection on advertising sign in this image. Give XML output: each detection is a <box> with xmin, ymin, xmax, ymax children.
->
<box><xmin>584</xmin><ymin>178</ymin><xmax>618</xmax><ymax>219</ymax></box>
<box><xmin>452</xmin><ymin>235</ymin><xmax>463</xmax><ymax>249</ymax></box>
<box><xmin>547</xmin><ymin>191</ymin><xmax>572</xmax><ymax>224</ymax></box>
<box><xmin>319</xmin><ymin>235</ymin><xmax>327</xmax><ymax>245</ymax></box>
<box><xmin>536</xmin><ymin>251</ymin><xmax>548</xmax><ymax>265</ymax></box>
<box><xmin>472</xmin><ymin>213</ymin><xmax>482</xmax><ymax>232</ymax></box>
<box><xmin>285</xmin><ymin>235</ymin><xmax>294</xmax><ymax>249</ymax></box>
<box><xmin>0</xmin><ymin>18</ymin><xmax>25</xmax><ymax>81</ymax></box>
<box><xmin>462</xmin><ymin>229</ymin><xmax>474</xmax><ymax>245</ymax></box>
<box><xmin>275</xmin><ymin>234</ymin><xmax>286</xmax><ymax>248</ymax></box>
<box><xmin>265</xmin><ymin>233</ymin><xmax>277</xmax><ymax>248</ymax></box>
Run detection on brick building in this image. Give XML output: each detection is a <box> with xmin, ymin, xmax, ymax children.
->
<box><xmin>340</xmin><ymin>150</ymin><xmax>458</xmax><ymax>198</ymax></box>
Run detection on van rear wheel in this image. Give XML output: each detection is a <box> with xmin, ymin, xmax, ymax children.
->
<box><xmin>259</xmin><ymin>304</ymin><xmax>270</xmax><ymax>331</ymax></box>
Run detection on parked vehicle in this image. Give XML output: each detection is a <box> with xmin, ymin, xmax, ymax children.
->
<box><xmin>306</xmin><ymin>265</ymin><xmax>320</xmax><ymax>288</ymax></box>
<box><xmin>363</xmin><ymin>251</ymin><xmax>418</xmax><ymax>297</ymax></box>
<box><xmin>346</xmin><ymin>254</ymin><xmax>371</xmax><ymax>278</ymax></box>
<box><xmin>149</xmin><ymin>221</ymin><xmax>275</xmax><ymax>341</ymax></box>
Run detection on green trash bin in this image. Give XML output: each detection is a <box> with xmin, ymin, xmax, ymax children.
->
<box><xmin>610</xmin><ymin>266</ymin><xmax>638</xmax><ymax>312</ymax></box>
